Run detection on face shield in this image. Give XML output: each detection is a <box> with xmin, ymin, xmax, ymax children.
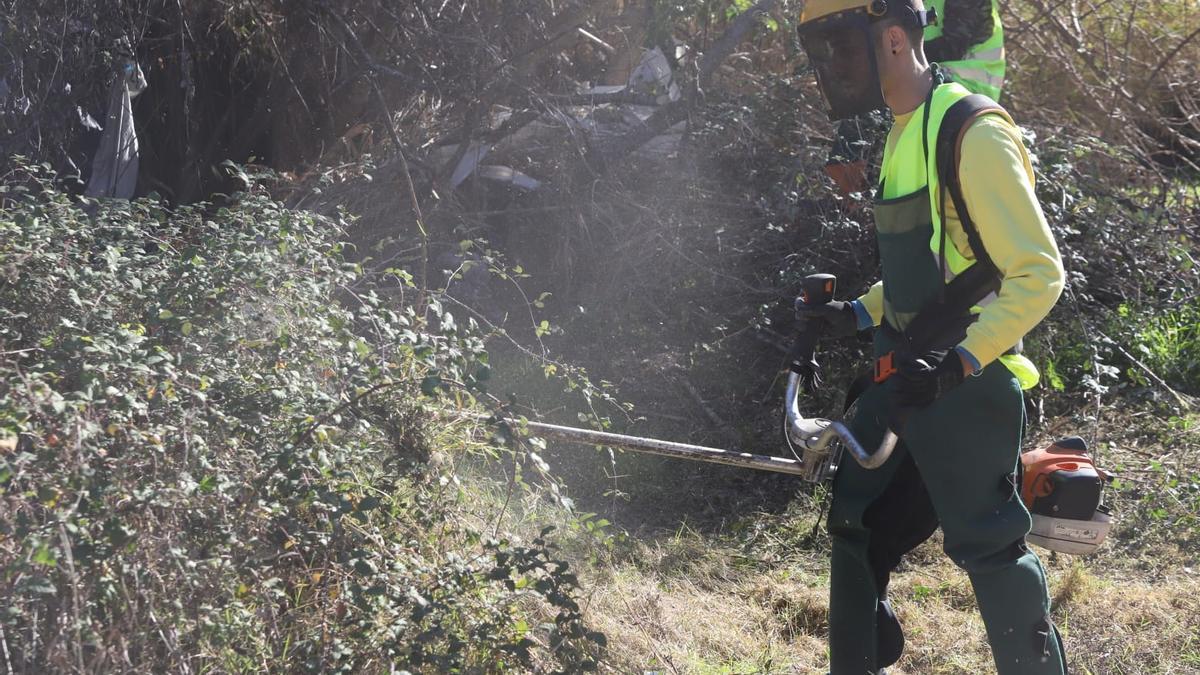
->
<box><xmin>797</xmin><ymin>12</ymin><xmax>885</xmax><ymax>120</ymax></box>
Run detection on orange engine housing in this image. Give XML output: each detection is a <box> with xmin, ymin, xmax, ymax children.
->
<box><xmin>1019</xmin><ymin>436</ymin><xmax>1114</xmax><ymax>554</ymax></box>
<box><xmin>1021</xmin><ymin>436</ymin><xmax>1109</xmax><ymax>522</ymax></box>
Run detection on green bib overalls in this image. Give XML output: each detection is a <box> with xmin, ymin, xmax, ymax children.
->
<box><xmin>826</xmin><ymin>83</ymin><xmax>1066</xmax><ymax>674</ymax></box>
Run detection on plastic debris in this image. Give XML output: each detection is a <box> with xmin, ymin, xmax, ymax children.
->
<box><xmin>85</xmin><ymin>47</ymin><xmax>147</xmax><ymax>199</ymax></box>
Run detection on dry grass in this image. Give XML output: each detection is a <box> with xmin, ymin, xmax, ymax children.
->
<box><xmin>574</xmin><ymin>530</ymin><xmax>1200</xmax><ymax>674</ymax></box>
<box><xmin>585</xmin><ymin>564</ymin><xmax>829</xmax><ymax>673</ymax></box>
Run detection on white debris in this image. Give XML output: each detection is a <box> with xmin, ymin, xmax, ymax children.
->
<box><xmin>476</xmin><ymin>165</ymin><xmax>541</xmax><ymax>191</ymax></box>
<box><xmin>627</xmin><ymin>47</ymin><xmax>680</xmax><ymax>103</ymax></box>
<box><xmin>85</xmin><ymin>48</ymin><xmax>147</xmax><ymax>199</ymax></box>
<box><xmin>448</xmin><ymin>143</ymin><xmax>492</xmax><ymax>188</ymax></box>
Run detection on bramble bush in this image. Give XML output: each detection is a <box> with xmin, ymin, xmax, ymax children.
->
<box><xmin>0</xmin><ymin>163</ymin><xmax>603</xmax><ymax>673</ymax></box>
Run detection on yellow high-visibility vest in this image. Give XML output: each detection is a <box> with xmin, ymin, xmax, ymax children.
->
<box><xmin>923</xmin><ymin>0</ymin><xmax>1006</xmax><ymax>99</ymax></box>
<box><xmin>880</xmin><ymin>81</ymin><xmax>1040</xmax><ymax>389</ymax></box>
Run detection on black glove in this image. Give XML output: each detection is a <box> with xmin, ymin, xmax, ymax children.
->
<box><xmin>889</xmin><ymin>350</ymin><xmax>966</xmax><ymax>430</ymax></box>
<box><xmin>794</xmin><ymin>298</ymin><xmax>858</xmax><ymax>338</ymax></box>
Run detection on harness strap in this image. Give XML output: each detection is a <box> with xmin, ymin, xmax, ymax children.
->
<box><xmin>936</xmin><ymin>93</ymin><xmax>1005</xmax><ymax>277</ymax></box>
<box><xmin>886</xmin><ymin>90</ymin><xmax>1008</xmax><ymax>357</ymax></box>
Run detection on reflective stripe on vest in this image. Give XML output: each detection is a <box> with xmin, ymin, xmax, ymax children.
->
<box><xmin>923</xmin><ymin>0</ymin><xmax>1006</xmax><ymax>98</ymax></box>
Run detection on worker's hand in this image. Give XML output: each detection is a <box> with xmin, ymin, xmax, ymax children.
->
<box><xmin>890</xmin><ymin>349</ymin><xmax>965</xmax><ymax>412</ymax></box>
<box><xmin>794</xmin><ymin>299</ymin><xmax>858</xmax><ymax>338</ymax></box>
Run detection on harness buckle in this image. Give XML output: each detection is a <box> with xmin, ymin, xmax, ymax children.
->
<box><xmin>874</xmin><ymin>351</ymin><xmax>897</xmax><ymax>383</ymax></box>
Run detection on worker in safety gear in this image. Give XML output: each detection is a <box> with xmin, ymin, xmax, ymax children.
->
<box><xmin>923</xmin><ymin>0</ymin><xmax>1005</xmax><ymax>99</ymax></box>
<box><xmin>823</xmin><ymin>0</ymin><xmax>1004</xmax><ymax>197</ymax></box>
<box><xmin>795</xmin><ymin>0</ymin><xmax>1067</xmax><ymax>672</ymax></box>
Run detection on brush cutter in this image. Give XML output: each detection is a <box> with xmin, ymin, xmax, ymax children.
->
<box><xmin>492</xmin><ymin>273</ymin><xmax>1110</xmax><ymax>554</ymax></box>
<box><xmin>788</xmin><ymin>273</ymin><xmax>1114</xmax><ymax>555</ymax></box>
<box><xmin>494</xmin><ymin>274</ymin><xmax>897</xmax><ymax>480</ymax></box>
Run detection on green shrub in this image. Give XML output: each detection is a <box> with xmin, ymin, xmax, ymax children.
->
<box><xmin>0</xmin><ymin>164</ymin><xmax>602</xmax><ymax>673</ymax></box>
<box><xmin>1127</xmin><ymin>302</ymin><xmax>1200</xmax><ymax>394</ymax></box>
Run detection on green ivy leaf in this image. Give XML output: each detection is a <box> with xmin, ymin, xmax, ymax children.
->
<box><xmin>32</xmin><ymin>544</ymin><xmax>57</xmax><ymax>567</ymax></box>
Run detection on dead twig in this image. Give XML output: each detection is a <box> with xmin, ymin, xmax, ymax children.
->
<box><xmin>317</xmin><ymin>3</ymin><xmax>432</xmax><ymax>312</ymax></box>
<box><xmin>697</xmin><ymin>0</ymin><xmax>780</xmax><ymax>90</ymax></box>
<box><xmin>1100</xmin><ymin>332</ymin><xmax>1194</xmax><ymax>410</ymax></box>
<box><xmin>673</xmin><ymin>370</ymin><xmax>734</xmax><ymax>438</ymax></box>
<box><xmin>1144</xmin><ymin>25</ymin><xmax>1200</xmax><ymax>89</ymax></box>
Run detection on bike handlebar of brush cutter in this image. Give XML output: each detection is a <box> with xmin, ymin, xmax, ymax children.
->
<box><xmin>785</xmin><ymin>273</ymin><xmax>899</xmax><ymax>473</ymax></box>
<box><xmin>784</xmin><ymin>370</ymin><xmax>899</xmax><ymax>471</ymax></box>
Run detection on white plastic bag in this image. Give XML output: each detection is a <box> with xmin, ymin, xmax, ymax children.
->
<box><xmin>85</xmin><ymin>52</ymin><xmax>147</xmax><ymax>199</ymax></box>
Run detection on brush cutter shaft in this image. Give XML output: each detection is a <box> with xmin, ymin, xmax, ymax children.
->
<box><xmin>510</xmin><ymin>419</ymin><xmax>813</xmax><ymax>476</ymax></box>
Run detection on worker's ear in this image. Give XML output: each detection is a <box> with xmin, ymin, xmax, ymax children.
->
<box><xmin>882</xmin><ymin>23</ymin><xmax>908</xmax><ymax>56</ymax></box>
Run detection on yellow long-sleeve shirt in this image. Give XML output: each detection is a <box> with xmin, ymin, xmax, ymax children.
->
<box><xmin>855</xmin><ymin>111</ymin><xmax>1065</xmax><ymax>369</ymax></box>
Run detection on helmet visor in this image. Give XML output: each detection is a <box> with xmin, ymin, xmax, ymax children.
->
<box><xmin>797</xmin><ymin>14</ymin><xmax>886</xmax><ymax>120</ymax></box>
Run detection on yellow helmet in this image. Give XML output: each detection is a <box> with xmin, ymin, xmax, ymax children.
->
<box><xmin>799</xmin><ymin>0</ymin><xmax>935</xmax><ymax>26</ymax></box>
<box><xmin>800</xmin><ymin>0</ymin><xmax>880</xmax><ymax>25</ymax></box>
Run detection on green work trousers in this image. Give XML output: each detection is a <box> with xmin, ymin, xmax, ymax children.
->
<box><xmin>827</xmin><ymin>361</ymin><xmax>1065</xmax><ymax>674</ymax></box>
